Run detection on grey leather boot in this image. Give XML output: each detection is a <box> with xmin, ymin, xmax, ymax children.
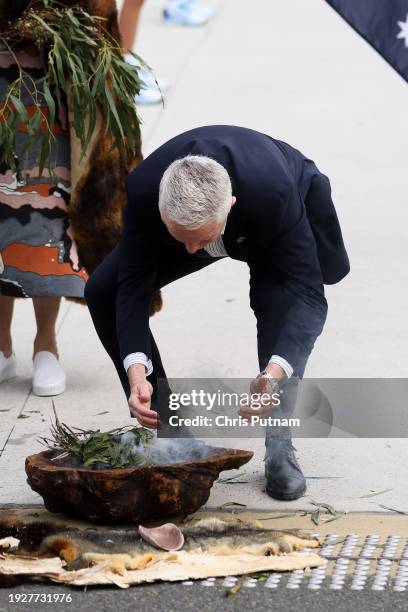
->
<box><xmin>264</xmin><ymin>437</ymin><xmax>306</xmax><ymax>500</ymax></box>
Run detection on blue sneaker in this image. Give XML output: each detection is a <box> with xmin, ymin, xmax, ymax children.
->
<box><xmin>124</xmin><ymin>56</ymin><xmax>170</xmax><ymax>106</ymax></box>
<box><xmin>163</xmin><ymin>1</ymin><xmax>214</xmax><ymax>26</ymax></box>
<box><xmin>135</xmin><ymin>68</ymin><xmax>170</xmax><ymax>105</ymax></box>
<box><xmin>134</xmin><ymin>87</ymin><xmax>163</xmax><ymax>106</ymax></box>
<box><xmin>138</xmin><ymin>67</ymin><xmax>170</xmax><ymax>94</ymax></box>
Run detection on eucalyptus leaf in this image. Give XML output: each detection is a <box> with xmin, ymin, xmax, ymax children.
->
<box><xmin>226</xmin><ymin>576</ymin><xmax>244</xmax><ymax>597</ymax></box>
<box><xmin>9</xmin><ymin>94</ymin><xmax>29</xmax><ymax>122</ymax></box>
<box><xmin>378</xmin><ymin>504</ymin><xmax>408</xmax><ymax>515</ymax></box>
<box><xmin>359</xmin><ymin>488</ymin><xmax>393</xmax><ymax>499</ymax></box>
<box><xmin>310</xmin><ymin>501</ymin><xmax>336</xmax><ymax>516</ymax></box>
<box><xmin>311</xmin><ymin>509</ymin><xmax>320</xmax><ymax>525</ymax></box>
<box><xmin>38</xmin><ymin>134</ymin><xmax>51</xmax><ymax>176</ymax></box>
<box><xmin>104</xmin><ymin>84</ymin><xmax>124</xmax><ymax>138</ymax></box>
<box><xmin>42</xmin><ymin>80</ymin><xmax>56</xmax><ymax>126</ymax></box>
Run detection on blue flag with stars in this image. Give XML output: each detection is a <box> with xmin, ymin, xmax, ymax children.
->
<box><xmin>325</xmin><ymin>0</ymin><xmax>408</xmax><ymax>82</ymax></box>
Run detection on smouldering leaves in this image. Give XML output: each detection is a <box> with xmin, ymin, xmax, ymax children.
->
<box><xmin>39</xmin><ymin>406</ymin><xmax>154</xmax><ymax>469</ymax></box>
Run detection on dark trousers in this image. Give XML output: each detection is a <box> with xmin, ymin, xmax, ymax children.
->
<box><xmin>85</xmin><ymin>245</ymin><xmax>311</xmax><ymax>433</ymax></box>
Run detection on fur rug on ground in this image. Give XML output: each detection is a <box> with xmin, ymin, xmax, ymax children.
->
<box><xmin>0</xmin><ymin>516</ymin><xmax>324</xmax><ymax>588</ymax></box>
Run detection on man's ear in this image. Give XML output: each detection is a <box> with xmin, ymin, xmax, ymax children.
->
<box><xmin>231</xmin><ymin>196</ymin><xmax>237</xmax><ymax>206</ymax></box>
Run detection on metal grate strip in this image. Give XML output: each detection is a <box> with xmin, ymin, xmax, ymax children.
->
<box><xmin>179</xmin><ymin>532</ymin><xmax>408</xmax><ymax>592</ymax></box>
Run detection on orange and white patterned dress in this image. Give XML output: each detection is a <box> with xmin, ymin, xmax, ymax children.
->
<box><xmin>0</xmin><ymin>46</ymin><xmax>88</xmax><ymax>297</ymax></box>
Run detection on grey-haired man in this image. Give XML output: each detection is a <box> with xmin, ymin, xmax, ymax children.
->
<box><xmin>85</xmin><ymin>125</ymin><xmax>349</xmax><ymax>501</ymax></box>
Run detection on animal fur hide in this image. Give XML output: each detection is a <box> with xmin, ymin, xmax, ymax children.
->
<box><xmin>0</xmin><ymin>517</ymin><xmax>324</xmax><ymax>588</ymax></box>
<box><xmin>68</xmin><ymin>0</ymin><xmax>141</xmax><ymax>276</ymax></box>
<box><xmin>67</xmin><ymin>0</ymin><xmax>162</xmax><ymax>313</ymax></box>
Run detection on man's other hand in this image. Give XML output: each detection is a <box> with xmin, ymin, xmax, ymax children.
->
<box><xmin>128</xmin><ymin>381</ymin><xmax>159</xmax><ymax>428</ymax></box>
<box><xmin>238</xmin><ymin>378</ymin><xmax>276</xmax><ymax>419</ymax></box>
<box><xmin>238</xmin><ymin>365</ymin><xmax>285</xmax><ymax>419</ymax></box>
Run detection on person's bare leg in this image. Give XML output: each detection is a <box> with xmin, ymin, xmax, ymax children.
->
<box><xmin>119</xmin><ymin>0</ymin><xmax>145</xmax><ymax>51</ymax></box>
<box><xmin>0</xmin><ymin>296</ymin><xmax>14</xmax><ymax>357</ymax></box>
<box><xmin>32</xmin><ymin>297</ymin><xmax>61</xmax><ymax>358</ymax></box>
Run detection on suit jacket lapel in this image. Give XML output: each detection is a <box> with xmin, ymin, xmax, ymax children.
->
<box><xmin>223</xmin><ymin>203</ymin><xmax>250</xmax><ymax>261</ymax></box>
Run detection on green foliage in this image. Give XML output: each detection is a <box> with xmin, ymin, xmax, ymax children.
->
<box><xmin>0</xmin><ymin>0</ymin><xmax>148</xmax><ymax>173</ymax></box>
<box><xmin>39</xmin><ymin>408</ymin><xmax>155</xmax><ymax>469</ymax></box>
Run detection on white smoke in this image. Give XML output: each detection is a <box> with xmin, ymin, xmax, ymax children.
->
<box><xmin>118</xmin><ymin>431</ymin><xmax>214</xmax><ymax>466</ymax></box>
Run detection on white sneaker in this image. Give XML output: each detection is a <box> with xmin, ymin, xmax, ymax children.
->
<box><xmin>0</xmin><ymin>351</ymin><xmax>17</xmax><ymax>383</ymax></box>
<box><xmin>32</xmin><ymin>351</ymin><xmax>66</xmax><ymax>397</ymax></box>
<box><xmin>163</xmin><ymin>1</ymin><xmax>214</xmax><ymax>26</ymax></box>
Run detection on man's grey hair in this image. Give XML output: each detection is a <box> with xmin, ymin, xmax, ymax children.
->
<box><xmin>158</xmin><ymin>155</ymin><xmax>232</xmax><ymax>228</ymax></box>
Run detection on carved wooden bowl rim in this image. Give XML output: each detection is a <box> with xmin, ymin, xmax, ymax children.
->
<box><xmin>26</xmin><ymin>446</ymin><xmax>254</xmax><ymax>475</ymax></box>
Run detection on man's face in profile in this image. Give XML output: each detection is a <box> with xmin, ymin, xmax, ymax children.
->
<box><xmin>161</xmin><ymin>196</ymin><xmax>236</xmax><ymax>254</ymax></box>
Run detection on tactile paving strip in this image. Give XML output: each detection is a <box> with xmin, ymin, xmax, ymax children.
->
<box><xmin>180</xmin><ymin>533</ymin><xmax>408</xmax><ymax>592</ymax></box>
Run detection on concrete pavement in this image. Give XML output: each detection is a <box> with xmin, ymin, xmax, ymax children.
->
<box><xmin>1</xmin><ymin>0</ymin><xmax>407</xmax><ymax>516</ymax></box>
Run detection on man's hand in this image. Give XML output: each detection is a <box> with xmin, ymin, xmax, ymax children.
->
<box><xmin>238</xmin><ymin>363</ymin><xmax>286</xmax><ymax>420</ymax></box>
<box><xmin>128</xmin><ymin>381</ymin><xmax>159</xmax><ymax>428</ymax></box>
<box><xmin>127</xmin><ymin>363</ymin><xmax>159</xmax><ymax>428</ymax></box>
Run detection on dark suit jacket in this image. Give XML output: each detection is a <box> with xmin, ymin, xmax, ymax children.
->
<box><xmin>116</xmin><ymin>125</ymin><xmax>350</xmax><ymax>374</ymax></box>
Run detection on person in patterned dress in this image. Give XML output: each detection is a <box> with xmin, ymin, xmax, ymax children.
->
<box><xmin>0</xmin><ymin>0</ymin><xmax>143</xmax><ymax>395</ymax></box>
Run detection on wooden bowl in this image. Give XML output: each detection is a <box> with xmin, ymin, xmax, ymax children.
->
<box><xmin>25</xmin><ymin>447</ymin><xmax>253</xmax><ymax>523</ymax></box>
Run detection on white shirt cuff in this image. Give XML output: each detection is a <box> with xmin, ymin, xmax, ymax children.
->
<box><xmin>268</xmin><ymin>355</ymin><xmax>293</xmax><ymax>378</ymax></box>
<box><xmin>123</xmin><ymin>352</ymin><xmax>153</xmax><ymax>376</ymax></box>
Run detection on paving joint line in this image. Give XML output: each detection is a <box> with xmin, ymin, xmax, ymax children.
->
<box><xmin>143</xmin><ymin>0</ymin><xmax>226</xmax><ymax>149</ymax></box>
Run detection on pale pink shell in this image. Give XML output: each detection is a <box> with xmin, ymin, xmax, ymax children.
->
<box><xmin>138</xmin><ymin>523</ymin><xmax>184</xmax><ymax>551</ymax></box>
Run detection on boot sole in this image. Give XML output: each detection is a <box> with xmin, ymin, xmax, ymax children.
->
<box><xmin>265</xmin><ymin>483</ymin><xmax>307</xmax><ymax>501</ymax></box>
